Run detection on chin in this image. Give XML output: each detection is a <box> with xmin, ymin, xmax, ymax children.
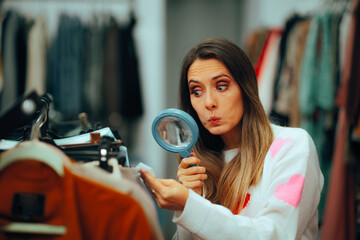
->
<box><xmin>207</xmin><ymin>126</ymin><xmax>226</xmax><ymax>136</ymax></box>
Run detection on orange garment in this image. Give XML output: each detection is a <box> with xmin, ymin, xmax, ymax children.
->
<box><xmin>0</xmin><ymin>160</ymin><xmax>154</xmax><ymax>240</ymax></box>
<box><xmin>68</xmin><ymin>161</ymin><xmax>163</xmax><ymax>240</ymax></box>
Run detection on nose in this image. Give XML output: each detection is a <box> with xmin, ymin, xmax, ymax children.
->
<box><xmin>205</xmin><ymin>91</ymin><xmax>217</xmax><ymax>110</ymax></box>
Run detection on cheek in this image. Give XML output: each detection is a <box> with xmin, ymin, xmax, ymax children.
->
<box><xmin>232</xmin><ymin>105</ymin><xmax>244</xmax><ymax>124</ymax></box>
<box><xmin>224</xmin><ymin>96</ymin><xmax>244</xmax><ymax>123</ymax></box>
<box><xmin>191</xmin><ymin>99</ymin><xmax>207</xmax><ymax>125</ymax></box>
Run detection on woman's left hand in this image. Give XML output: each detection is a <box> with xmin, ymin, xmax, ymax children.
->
<box><xmin>140</xmin><ymin>170</ymin><xmax>189</xmax><ymax>211</ymax></box>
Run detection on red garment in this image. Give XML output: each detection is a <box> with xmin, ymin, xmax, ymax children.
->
<box><xmin>320</xmin><ymin>110</ymin><xmax>355</xmax><ymax>240</ymax></box>
<box><xmin>254</xmin><ymin>31</ymin><xmax>271</xmax><ymax>79</ymax></box>
<box><xmin>254</xmin><ymin>28</ymin><xmax>283</xmax><ymax>83</ymax></box>
<box><xmin>244</xmin><ymin>28</ymin><xmax>270</xmax><ymax>66</ymax></box>
<box><xmin>0</xmin><ymin>160</ymin><xmax>154</xmax><ymax>240</ymax></box>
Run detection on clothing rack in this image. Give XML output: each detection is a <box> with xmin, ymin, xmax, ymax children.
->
<box><xmin>0</xmin><ymin>89</ymin><xmax>163</xmax><ymax>239</ymax></box>
<box><xmin>244</xmin><ymin>1</ymin><xmax>360</xmax><ymax>238</ymax></box>
<box><xmin>0</xmin><ymin>91</ymin><xmax>128</xmax><ymax>170</ymax></box>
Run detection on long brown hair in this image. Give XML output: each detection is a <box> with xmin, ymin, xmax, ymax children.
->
<box><xmin>178</xmin><ymin>38</ymin><xmax>273</xmax><ymax>213</ymax></box>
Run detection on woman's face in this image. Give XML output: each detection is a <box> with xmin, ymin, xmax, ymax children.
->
<box><xmin>187</xmin><ymin>58</ymin><xmax>244</xmax><ymax>146</ymax></box>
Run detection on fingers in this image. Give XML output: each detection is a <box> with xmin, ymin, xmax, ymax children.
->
<box><xmin>179</xmin><ymin>172</ymin><xmax>208</xmax><ymax>182</ymax></box>
<box><xmin>139</xmin><ymin>170</ymin><xmax>158</xmax><ymax>200</ymax></box>
<box><xmin>178</xmin><ymin>165</ymin><xmax>206</xmax><ymax>176</ymax></box>
<box><xmin>179</xmin><ymin>156</ymin><xmax>200</xmax><ymax>169</ymax></box>
<box><xmin>177</xmin><ymin>165</ymin><xmax>207</xmax><ymax>183</ymax></box>
<box><xmin>178</xmin><ymin>155</ymin><xmax>206</xmax><ymax>176</ymax></box>
<box><xmin>140</xmin><ymin>171</ymin><xmax>189</xmax><ymax>211</ymax></box>
<box><xmin>139</xmin><ymin>172</ymin><xmax>173</xmax><ymax>207</ymax></box>
<box><xmin>182</xmin><ymin>180</ymin><xmax>204</xmax><ymax>189</ymax></box>
<box><xmin>140</xmin><ymin>170</ymin><xmax>164</xmax><ymax>193</ymax></box>
<box><xmin>177</xmin><ymin>155</ymin><xmax>207</xmax><ymax>192</ymax></box>
<box><xmin>178</xmin><ymin>173</ymin><xmax>207</xmax><ymax>186</ymax></box>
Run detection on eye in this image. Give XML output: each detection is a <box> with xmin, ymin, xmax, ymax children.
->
<box><xmin>191</xmin><ymin>88</ymin><xmax>203</xmax><ymax>96</ymax></box>
<box><xmin>216</xmin><ymin>82</ymin><xmax>229</xmax><ymax>91</ymax></box>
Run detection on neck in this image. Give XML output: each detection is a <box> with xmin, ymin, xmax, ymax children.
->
<box><xmin>221</xmin><ymin>128</ymin><xmax>241</xmax><ymax>150</ymax></box>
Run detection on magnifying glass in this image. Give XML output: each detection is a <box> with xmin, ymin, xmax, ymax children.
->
<box><xmin>152</xmin><ymin>108</ymin><xmax>199</xmax><ymax>164</ymax></box>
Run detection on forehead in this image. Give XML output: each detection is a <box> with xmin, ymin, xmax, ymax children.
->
<box><xmin>187</xmin><ymin>58</ymin><xmax>231</xmax><ymax>80</ymax></box>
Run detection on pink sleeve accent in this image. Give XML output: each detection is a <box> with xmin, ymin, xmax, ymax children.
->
<box><xmin>269</xmin><ymin>137</ymin><xmax>293</xmax><ymax>158</ymax></box>
<box><xmin>274</xmin><ymin>174</ymin><xmax>305</xmax><ymax>207</ymax></box>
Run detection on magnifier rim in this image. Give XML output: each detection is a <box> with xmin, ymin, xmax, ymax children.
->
<box><xmin>151</xmin><ymin>108</ymin><xmax>199</xmax><ymax>155</ymax></box>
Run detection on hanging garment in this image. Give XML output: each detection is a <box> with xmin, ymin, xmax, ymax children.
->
<box><xmin>343</xmin><ymin>0</ymin><xmax>360</xmax><ymax>125</ymax></box>
<box><xmin>299</xmin><ymin>13</ymin><xmax>334</xmax><ymax>115</ymax></box>
<box><xmin>102</xmin><ymin>14</ymin><xmax>144</xmax><ymax>121</ymax></box>
<box><xmin>0</xmin><ymin>11</ymin><xmax>27</xmax><ymax>111</ymax></box>
<box><xmin>102</xmin><ymin>15</ymin><xmax>144</xmax><ymax>148</ymax></box>
<box><xmin>47</xmin><ymin>14</ymin><xmax>85</xmax><ymax>120</ymax></box>
<box><xmin>272</xmin><ymin>14</ymin><xmax>305</xmax><ymax>95</ymax></box>
<box><xmin>269</xmin><ymin>14</ymin><xmax>307</xmax><ymax>126</ymax></box>
<box><xmin>82</xmin><ymin>15</ymin><xmax>107</xmax><ymax>121</ymax></box>
<box><xmin>339</xmin><ymin>10</ymin><xmax>351</xmax><ymax>77</ymax></box>
<box><xmin>0</xmin><ymin>13</ymin><xmax>4</xmax><ymax>94</ymax></box>
<box><xmin>257</xmin><ymin>28</ymin><xmax>282</xmax><ymax>116</ymax></box>
<box><xmin>321</xmin><ymin>2</ymin><xmax>360</xmax><ymax>238</ymax></box>
<box><xmin>0</xmin><ymin>141</ymin><xmax>156</xmax><ymax>240</ymax></box>
<box><xmin>244</xmin><ymin>28</ymin><xmax>270</xmax><ymax>67</ymax></box>
<box><xmin>298</xmin><ymin>11</ymin><xmax>343</xmax><ymax>222</ymax></box>
<box><xmin>70</xmin><ymin>162</ymin><xmax>164</xmax><ymax>240</ymax></box>
<box><xmin>288</xmin><ymin>20</ymin><xmax>312</xmax><ymax>127</ymax></box>
<box><xmin>118</xmin><ymin>14</ymin><xmax>143</xmax><ymax>120</ymax></box>
<box><xmin>25</xmin><ymin>16</ymin><xmax>47</xmax><ymax>95</ymax></box>
<box><xmin>253</xmin><ymin>30</ymin><xmax>271</xmax><ymax>79</ymax></box>
<box><xmin>270</xmin><ymin>19</ymin><xmax>311</xmax><ymax>127</ymax></box>
<box><xmin>102</xmin><ymin>17</ymin><xmax>121</xmax><ymax>126</ymax></box>
<box><xmin>320</xmin><ymin>102</ymin><xmax>355</xmax><ymax>240</ymax></box>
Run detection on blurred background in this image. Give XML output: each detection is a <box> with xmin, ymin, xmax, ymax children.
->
<box><xmin>0</xmin><ymin>0</ymin><xmax>357</xmax><ymax>239</ymax></box>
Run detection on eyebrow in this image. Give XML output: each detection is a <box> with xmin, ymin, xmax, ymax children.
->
<box><xmin>213</xmin><ymin>74</ymin><xmax>231</xmax><ymax>80</ymax></box>
<box><xmin>188</xmin><ymin>80</ymin><xmax>199</xmax><ymax>85</ymax></box>
<box><xmin>188</xmin><ymin>74</ymin><xmax>231</xmax><ymax>84</ymax></box>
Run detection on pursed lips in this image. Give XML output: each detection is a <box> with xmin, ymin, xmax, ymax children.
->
<box><xmin>208</xmin><ymin>116</ymin><xmax>221</xmax><ymax>125</ymax></box>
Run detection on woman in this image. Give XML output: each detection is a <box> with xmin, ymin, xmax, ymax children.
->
<box><xmin>140</xmin><ymin>38</ymin><xmax>324</xmax><ymax>240</ymax></box>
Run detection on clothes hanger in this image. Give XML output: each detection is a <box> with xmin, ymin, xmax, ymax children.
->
<box><xmin>0</xmin><ymin>91</ymin><xmax>41</xmax><ymax>139</ymax></box>
<box><xmin>0</xmin><ymin>140</ymin><xmax>64</xmax><ymax>176</ymax></box>
<box><xmin>0</xmin><ymin>91</ymin><xmax>64</xmax><ymax>176</ymax></box>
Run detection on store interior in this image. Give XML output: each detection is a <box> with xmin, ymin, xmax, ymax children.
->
<box><xmin>0</xmin><ymin>0</ymin><xmax>358</xmax><ymax>239</ymax></box>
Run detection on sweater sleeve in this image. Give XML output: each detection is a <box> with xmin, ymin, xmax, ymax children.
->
<box><xmin>172</xmin><ymin>128</ymin><xmax>324</xmax><ymax>240</ymax></box>
<box><xmin>172</xmin><ymin>223</ymin><xmax>193</xmax><ymax>240</ymax></box>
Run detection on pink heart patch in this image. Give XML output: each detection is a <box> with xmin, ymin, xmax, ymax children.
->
<box><xmin>269</xmin><ymin>137</ymin><xmax>292</xmax><ymax>158</ymax></box>
<box><xmin>274</xmin><ymin>174</ymin><xmax>305</xmax><ymax>207</ymax></box>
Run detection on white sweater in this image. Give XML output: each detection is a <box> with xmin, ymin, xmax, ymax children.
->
<box><xmin>172</xmin><ymin>124</ymin><xmax>324</xmax><ymax>240</ymax></box>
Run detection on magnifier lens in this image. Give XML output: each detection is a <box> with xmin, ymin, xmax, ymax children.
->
<box><xmin>152</xmin><ymin>108</ymin><xmax>199</xmax><ymax>160</ymax></box>
<box><xmin>156</xmin><ymin>117</ymin><xmax>192</xmax><ymax>148</ymax></box>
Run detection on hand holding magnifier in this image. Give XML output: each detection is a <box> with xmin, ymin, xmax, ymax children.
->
<box><xmin>152</xmin><ymin>108</ymin><xmax>199</xmax><ymax>167</ymax></box>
